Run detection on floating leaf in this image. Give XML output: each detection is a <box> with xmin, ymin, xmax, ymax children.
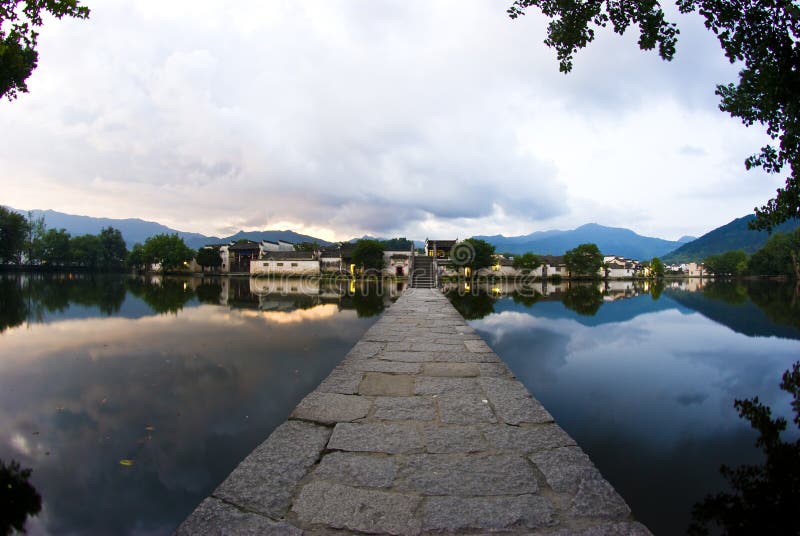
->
<box><xmin>119</xmin><ymin>459</ymin><xmax>134</xmax><ymax>467</ymax></box>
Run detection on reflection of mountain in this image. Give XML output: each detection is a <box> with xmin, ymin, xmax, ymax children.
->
<box><xmin>665</xmin><ymin>287</ymin><xmax>800</xmax><ymax>341</ymax></box>
<box><xmin>495</xmin><ymin>292</ymin><xmax>692</xmax><ymax>327</ymax></box>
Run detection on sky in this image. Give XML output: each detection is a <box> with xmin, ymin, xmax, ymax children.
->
<box><xmin>0</xmin><ymin>0</ymin><xmax>785</xmax><ymax>242</ymax></box>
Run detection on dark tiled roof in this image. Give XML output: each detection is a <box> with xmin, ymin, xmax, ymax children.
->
<box><xmin>321</xmin><ymin>250</ymin><xmax>341</xmax><ymax>258</ymax></box>
<box><xmin>540</xmin><ymin>255</ymin><xmax>566</xmax><ymax>265</ymax></box>
<box><xmin>262</xmin><ymin>251</ymin><xmax>317</xmax><ymax>261</ymax></box>
<box><xmin>229</xmin><ymin>241</ymin><xmax>261</xmax><ymax>251</ymax></box>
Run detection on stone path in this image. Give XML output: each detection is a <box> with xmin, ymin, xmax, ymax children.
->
<box><xmin>176</xmin><ymin>288</ymin><xmax>652</xmax><ymax>535</ymax></box>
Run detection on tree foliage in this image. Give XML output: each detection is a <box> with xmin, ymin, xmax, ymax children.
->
<box><xmin>96</xmin><ymin>227</ymin><xmax>127</xmax><ymax>271</ymax></box>
<box><xmin>747</xmin><ymin>228</ymin><xmax>800</xmax><ymax>278</ymax></box>
<box><xmin>704</xmin><ymin>250</ymin><xmax>748</xmax><ymax>277</ymax></box>
<box><xmin>351</xmin><ymin>239</ymin><xmax>385</xmax><ymax>273</ymax></box>
<box><xmin>512</xmin><ymin>252</ymin><xmax>542</xmax><ymax>271</ymax></box>
<box><xmin>0</xmin><ymin>458</ymin><xmax>42</xmax><ymax>534</ymax></box>
<box><xmin>650</xmin><ymin>257</ymin><xmax>665</xmax><ymax>278</ymax></box>
<box><xmin>381</xmin><ymin>237</ymin><xmax>416</xmax><ymax>250</ymax></box>
<box><xmin>564</xmin><ymin>243</ymin><xmax>603</xmax><ymax>278</ymax></box>
<box><xmin>689</xmin><ymin>361</ymin><xmax>800</xmax><ymax>535</ymax></box>
<box><xmin>196</xmin><ymin>246</ymin><xmax>222</xmax><ymax>271</ymax></box>
<box><xmin>0</xmin><ymin>206</ymin><xmax>28</xmax><ymax>264</ymax></box>
<box><xmin>294</xmin><ymin>241</ymin><xmax>319</xmax><ymax>252</ymax></box>
<box><xmin>508</xmin><ymin>0</ymin><xmax>800</xmax><ymax>230</ymax></box>
<box><xmin>453</xmin><ymin>238</ymin><xmax>495</xmax><ymax>271</ymax></box>
<box><xmin>141</xmin><ymin>234</ymin><xmax>193</xmax><ymax>271</ymax></box>
<box><xmin>0</xmin><ymin>0</ymin><xmax>90</xmax><ymax>100</ymax></box>
<box><xmin>38</xmin><ymin>228</ymin><xmax>71</xmax><ymax>265</ymax></box>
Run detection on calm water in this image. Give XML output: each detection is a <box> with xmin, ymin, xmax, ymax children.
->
<box><xmin>446</xmin><ymin>279</ymin><xmax>800</xmax><ymax>535</ymax></box>
<box><xmin>0</xmin><ymin>274</ymin><xmax>399</xmax><ymax>535</ymax></box>
<box><xmin>3</xmin><ymin>276</ymin><xmax>799</xmax><ymax>535</ymax></box>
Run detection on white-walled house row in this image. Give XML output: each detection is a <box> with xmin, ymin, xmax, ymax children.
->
<box><xmin>250</xmin><ymin>251</ymin><xmax>320</xmax><ymax>276</ymax></box>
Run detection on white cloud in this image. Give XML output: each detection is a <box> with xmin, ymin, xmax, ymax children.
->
<box><xmin>0</xmin><ymin>0</ymin><xmax>783</xmax><ymax>241</ymax></box>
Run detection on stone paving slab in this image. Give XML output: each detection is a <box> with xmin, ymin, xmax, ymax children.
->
<box><xmin>176</xmin><ymin>288</ymin><xmax>652</xmax><ymax>535</ymax></box>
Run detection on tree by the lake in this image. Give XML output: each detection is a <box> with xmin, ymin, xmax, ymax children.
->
<box><xmin>0</xmin><ymin>0</ymin><xmax>91</xmax><ymax>100</ymax></box>
<box><xmin>39</xmin><ymin>228</ymin><xmax>71</xmax><ymax>266</ymax></box>
<box><xmin>507</xmin><ymin>0</ymin><xmax>800</xmax><ymax>230</ymax></box>
<box><xmin>689</xmin><ymin>361</ymin><xmax>800</xmax><ymax>535</ymax></box>
<box><xmin>128</xmin><ymin>243</ymin><xmax>146</xmax><ymax>272</ymax></box>
<box><xmin>196</xmin><ymin>246</ymin><xmax>222</xmax><ymax>272</ymax></box>
<box><xmin>650</xmin><ymin>257</ymin><xmax>665</xmax><ymax>278</ymax></box>
<box><xmin>0</xmin><ymin>206</ymin><xmax>28</xmax><ymax>264</ymax></box>
<box><xmin>69</xmin><ymin>234</ymin><xmax>100</xmax><ymax>269</ymax></box>
<box><xmin>453</xmin><ymin>238</ymin><xmax>495</xmax><ymax>272</ymax></box>
<box><xmin>747</xmin><ymin>228</ymin><xmax>800</xmax><ymax>279</ymax></box>
<box><xmin>97</xmin><ymin>227</ymin><xmax>127</xmax><ymax>271</ymax></box>
<box><xmin>704</xmin><ymin>250</ymin><xmax>749</xmax><ymax>277</ymax></box>
<box><xmin>564</xmin><ymin>243</ymin><xmax>603</xmax><ymax>278</ymax></box>
<box><xmin>512</xmin><ymin>252</ymin><xmax>542</xmax><ymax>272</ymax></box>
<box><xmin>351</xmin><ymin>239</ymin><xmax>385</xmax><ymax>274</ymax></box>
<box><xmin>25</xmin><ymin>211</ymin><xmax>44</xmax><ymax>266</ymax></box>
<box><xmin>141</xmin><ymin>234</ymin><xmax>194</xmax><ymax>272</ymax></box>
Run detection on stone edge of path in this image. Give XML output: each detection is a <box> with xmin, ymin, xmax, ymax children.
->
<box><xmin>175</xmin><ymin>288</ymin><xmax>653</xmax><ymax>536</ymax></box>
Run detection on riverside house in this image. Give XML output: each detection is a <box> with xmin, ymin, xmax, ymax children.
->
<box><xmin>250</xmin><ymin>251</ymin><xmax>320</xmax><ymax>276</ymax></box>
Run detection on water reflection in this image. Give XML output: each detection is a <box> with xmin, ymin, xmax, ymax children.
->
<box><xmin>0</xmin><ymin>274</ymin><xmax>392</xmax><ymax>535</ymax></box>
<box><xmin>453</xmin><ymin>280</ymin><xmax>800</xmax><ymax>534</ymax></box>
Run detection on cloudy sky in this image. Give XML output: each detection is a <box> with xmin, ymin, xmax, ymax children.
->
<box><xmin>0</xmin><ymin>1</ymin><xmax>783</xmax><ymax>242</ymax></box>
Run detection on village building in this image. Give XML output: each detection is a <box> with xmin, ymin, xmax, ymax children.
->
<box><xmin>424</xmin><ymin>239</ymin><xmax>457</xmax><ymax>259</ymax></box>
<box><xmin>383</xmin><ymin>250</ymin><xmax>412</xmax><ymax>277</ymax></box>
<box><xmin>539</xmin><ymin>255</ymin><xmax>567</xmax><ymax>278</ymax></box>
<box><xmin>681</xmin><ymin>262</ymin><xmax>706</xmax><ymax>277</ymax></box>
<box><xmin>227</xmin><ymin>241</ymin><xmax>262</xmax><ymax>273</ymax></box>
<box><xmin>320</xmin><ymin>248</ymin><xmax>342</xmax><ymax>273</ymax></box>
<box><xmin>250</xmin><ymin>251</ymin><xmax>320</xmax><ymax>276</ymax></box>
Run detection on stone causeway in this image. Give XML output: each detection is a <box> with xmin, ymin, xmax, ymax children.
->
<box><xmin>176</xmin><ymin>288</ymin><xmax>652</xmax><ymax>535</ymax></box>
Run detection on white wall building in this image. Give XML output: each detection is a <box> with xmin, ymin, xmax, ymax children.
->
<box><xmin>250</xmin><ymin>251</ymin><xmax>320</xmax><ymax>276</ymax></box>
<box><xmin>383</xmin><ymin>251</ymin><xmax>411</xmax><ymax>277</ymax></box>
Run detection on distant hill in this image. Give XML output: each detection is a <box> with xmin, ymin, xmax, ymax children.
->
<box><xmin>7</xmin><ymin>207</ymin><xmax>332</xmax><ymax>249</ymax></box>
<box><xmin>474</xmin><ymin>223</ymin><xmax>686</xmax><ymax>260</ymax></box>
<box><xmin>662</xmin><ymin>215</ymin><xmax>800</xmax><ymax>263</ymax></box>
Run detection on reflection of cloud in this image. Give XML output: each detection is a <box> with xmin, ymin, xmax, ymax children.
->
<box><xmin>238</xmin><ymin>304</ymin><xmax>339</xmax><ymax>324</ymax></box>
<box><xmin>0</xmin><ymin>300</ymin><xmax>375</xmax><ymax>534</ymax></box>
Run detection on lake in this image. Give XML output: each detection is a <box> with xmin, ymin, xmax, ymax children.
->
<box><xmin>0</xmin><ymin>274</ymin><xmax>398</xmax><ymax>535</ymax></box>
<box><xmin>445</xmin><ymin>278</ymin><xmax>800</xmax><ymax>535</ymax></box>
<box><xmin>1</xmin><ymin>275</ymin><xmax>798</xmax><ymax>534</ymax></box>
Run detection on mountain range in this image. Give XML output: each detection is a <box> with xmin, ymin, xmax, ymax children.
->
<box><xmin>11</xmin><ymin>208</ymin><xmax>332</xmax><ymax>250</ymax></box>
<box><xmin>474</xmin><ymin>223</ymin><xmax>695</xmax><ymax>260</ymax></box>
<box><xmin>661</xmin><ymin>215</ymin><xmax>800</xmax><ymax>263</ymax></box>
<box><xmin>8</xmin><ymin>207</ymin><xmax>797</xmax><ymax>262</ymax></box>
